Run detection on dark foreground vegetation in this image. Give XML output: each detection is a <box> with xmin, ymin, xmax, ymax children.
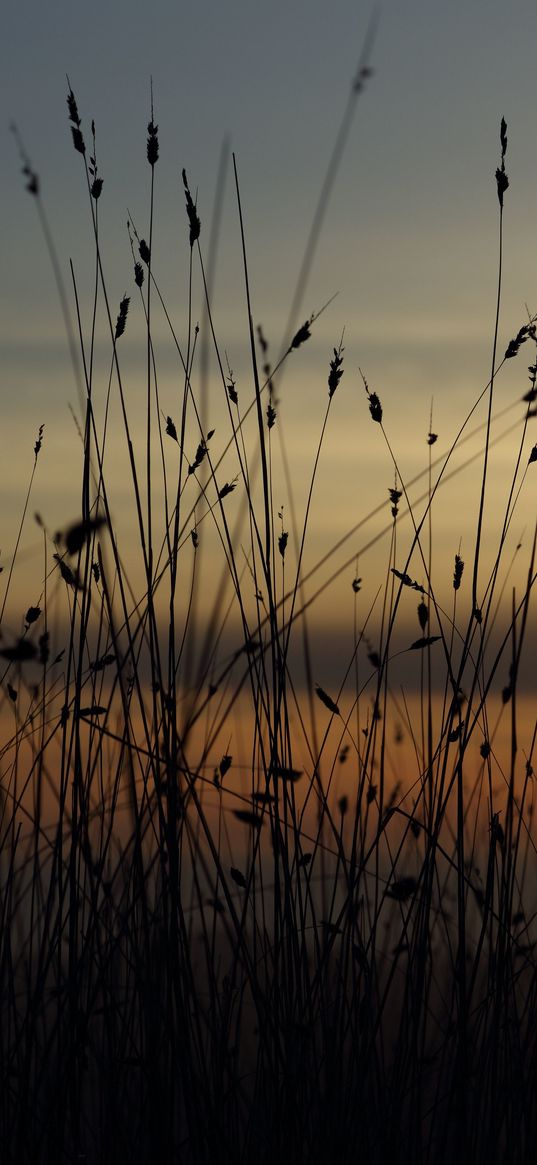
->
<box><xmin>3</xmin><ymin>61</ymin><xmax>537</xmax><ymax>1164</ymax></box>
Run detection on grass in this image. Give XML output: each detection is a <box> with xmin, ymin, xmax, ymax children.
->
<box><xmin>2</xmin><ymin>65</ymin><xmax>537</xmax><ymax>1165</ymax></box>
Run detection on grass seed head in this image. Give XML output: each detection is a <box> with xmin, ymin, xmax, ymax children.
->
<box><xmin>328</xmin><ymin>342</ymin><xmax>344</xmax><ymax>398</ymax></box>
<box><xmin>417</xmin><ymin>600</ymin><xmax>428</xmax><ymax>630</ymax></box>
<box><xmin>315</xmin><ymin>684</ymin><xmax>340</xmax><ymax>716</ymax></box>
<box><xmin>165</xmin><ymin>416</ymin><xmax>178</xmax><ymax>443</ymax></box>
<box><xmin>91</xmin><ymin>177</ymin><xmax>103</xmax><ymax>200</ymax></box>
<box><xmin>147</xmin><ymin>119</ymin><xmax>159</xmax><ymax>167</ymax></box>
<box><xmin>70</xmin><ymin>123</ymin><xmax>86</xmax><ymax>155</ymax></box>
<box><xmin>34</xmin><ymin>424</ymin><xmax>44</xmax><ymax>460</ymax></box>
<box><xmin>505</xmin><ymin>323</ymin><xmax>535</xmax><ymax>359</ymax></box>
<box><xmin>227</xmin><ymin>375</ymin><xmax>238</xmax><ymax>405</ymax></box>
<box><xmin>495</xmin><ymin>117</ymin><xmax>509</xmax><ymax>209</ymax></box>
<box><xmin>360</xmin><ymin>368</ymin><xmax>382</xmax><ymax>422</ymax></box>
<box><xmin>218</xmin><ymin>480</ymin><xmax>237</xmax><ymax>500</ymax></box>
<box><xmin>188</xmin><ymin>438</ymin><xmax>208</xmax><ymax>475</ymax></box>
<box><xmin>182</xmin><ymin>169</ymin><xmax>201</xmax><ymax>246</ymax></box>
<box><xmin>290</xmin><ymin>319</ymin><xmax>312</xmax><ymax>351</ymax></box>
<box><xmin>139</xmin><ymin>239</ymin><xmax>151</xmax><ymax>264</ymax></box>
<box><xmin>114</xmin><ymin>295</ymin><xmax>130</xmax><ymax>340</ymax></box>
<box><xmin>66</xmin><ymin>82</ymin><xmax>81</xmax><ymax>127</ymax></box>
<box><xmin>453</xmin><ymin>553</ymin><xmax>464</xmax><ymax>590</ymax></box>
<box><xmin>389</xmin><ymin>486</ymin><xmax>402</xmax><ymax>518</ymax></box>
<box><xmin>368</xmin><ymin>392</ymin><xmax>382</xmax><ymax>423</ymax></box>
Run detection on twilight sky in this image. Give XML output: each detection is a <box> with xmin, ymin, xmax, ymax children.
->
<box><xmin>2</xmin><ymin>0</ymin><xmax>537</xmax><ymax>677</ymax></box>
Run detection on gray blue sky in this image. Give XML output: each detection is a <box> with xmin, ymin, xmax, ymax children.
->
<box><xmin>2</xmin><ymin>0</ymin><xmax>537</xmax><ymax>651</ymax></box>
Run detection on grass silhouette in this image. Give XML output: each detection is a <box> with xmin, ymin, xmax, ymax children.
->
<box><xmin>3</xmin><ymin>63</ymin><xmax>537</xmax><ymax>1165</ymax></box>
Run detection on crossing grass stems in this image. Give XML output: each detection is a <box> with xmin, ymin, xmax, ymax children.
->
<box><xmin>3</xmin><ymin>68</ymin><xmax>537</xmax><ymax>1165</ymax></box>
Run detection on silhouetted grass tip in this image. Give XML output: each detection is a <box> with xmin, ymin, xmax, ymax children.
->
<box><xmin>389</xmin><ymin>487</ymin><xmax>402</xmax><ymax>518</ymax></box>
<box><xmin>114</xmin><ymin>296</ymin><xmax>130</xmax><ymax>340</ymax></box>
<box><xmin>505</xmin><ymin>323</ymin><xmax>536</xmax><ymax>359</ymax></box>
<box><xmin>496</xmin><ymin>117</ymin><xmax>508</xmax><ymax>208</ymax></box>
<box><xmin>315</xmin><ymin>684</ymin><xmax>340</xmax><ymax>715</ymax></box>
<box><xmin>66</xmin><ymin>83</ymin><xmax>85</xmax><ymax>155</ymax></box>
<box><xmin>165</xmin><ymin>416</ymin><xmax>178</xmax><ymax>443</ymax></box>
<box><xmin>328</xmin><ymin>343</ymin><xmax>344</xmax><ymax>398</ymax></box>
<box><xmin>360</xmin><ymin>368</ymin><xmax>382</xmax><ymax>422</ymax></box>
<box><xmin>290</xmin><ymin>319</ymin><xmax>312</xmax><ymax>351</ymax></box>
<box><xmin>453</xmin><ymin>553</ymin><xmax>464</xmax><ymax>590</ymax></box>
<box><xmin>91</xmin><ymin>176</ymin><xmax>103</xmax><ymax>200</ymax></box>
<box><xmin>227</xmin><ymin>373</ymin><xmax>238</xmax><ymax>404</ymax></box>
<box><xmin>417</xmin><ymin>600</ymin><xmax>429</xmax><ymax>630</ymax></box>
<box><xmin>182</xmin><ymin>169</ymin><xmax>201</xmax><ymax>246</ymax></box>
<box><xmin>368</xmin><ymin>392</ymin><xmax>382</xmax><ymax>423</ymax></box>
<box><xmin>218</xmin><ymin>480</ymin><xmax>237</xmax><ymax>500</ymax></box>
<box><xmin>391</xmin><ymin>567</ymin><xmax>425</xmax><ymax>594</ymax></box>
<box><xmin>219</xmin><ymin>755</ymin><xmax>232</xmax><ymax>781</ymax></box>
<box><xmin>147</xmin><ymin>120</ymin><xmax>159</xmax><ymax>167</ymax></box>
<box><xmin>34</xmin><ymin>424</ymin><xmax>44</xmax><ymax>460</ymax></box>
<box><xmin>188</xmin><ymin>438</ymin><xmax>210</xmax><ymax>476</ymax></box>
<box><xmin>53</xmin><ymin>554</ymin><xmax>83</xmax><ymax>589</ymax></box>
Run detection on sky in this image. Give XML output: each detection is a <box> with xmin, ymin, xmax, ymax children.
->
<box><xmin>2</xmin><ymin>0</ymin><xmax>537</xmax><ymax>692</ymax></box>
